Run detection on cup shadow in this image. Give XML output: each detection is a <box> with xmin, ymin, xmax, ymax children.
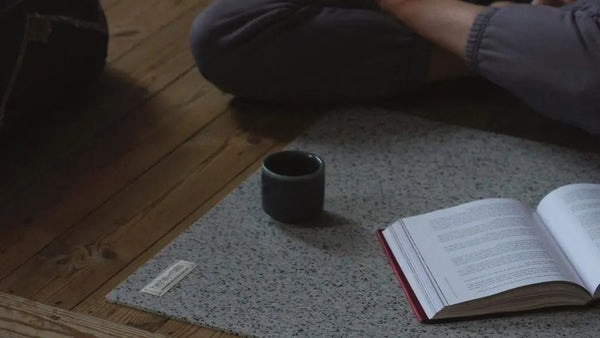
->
<box><xmin>268</xmin><ymin>210</ymin><xmax>375</xmax><ymax>257</ymax></box>
<box><xmin>269</xmin><ymin>210</ymin><xmax>353</xmax><ymax>229</ymax></box>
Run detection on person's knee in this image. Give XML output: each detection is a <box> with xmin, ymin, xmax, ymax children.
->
<box><xmin>189</xmin><ymin>0</ymin><xmax>298</xmax><ymax>96</ymax></box>
<box><xmin>189</xmin><ymin>7</ymin><xmax>255</xmax><ymax>95</ymax></box>
<box><xmin>568</xmin><ymin>76</ymin><xmax>600</xmax><ymax>135</ymax></box>
<box><xmin>189</xmin><ymin>11</ymin><xmax>219</xmax><ymax>85</ymax></box>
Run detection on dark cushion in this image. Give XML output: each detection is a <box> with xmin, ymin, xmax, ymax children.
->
<box><xmin>0</xmin><ymin>0</ymin><xmax>109</xmax><ymax>127</ymax></box>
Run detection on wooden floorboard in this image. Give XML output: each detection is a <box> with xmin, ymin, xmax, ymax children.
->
<box><xmin>0</xmin><ymin>2</ymin><xmax>191</xmax><ymax>203</ymax></box>
<box><xmin>0</xmin><ymin>0</ymin><xmax>220</xmax><ymax>284</ymax></box>
<box><xmin>0</xmin><ymin>0</ymin><xmax>210</xmax><ymax>206</ymax></box>
<box><xmin>0</xmin><ymin>89</ymin><xmax>232</xmax><ymax>303</ymax></box>
<box><xmin>0</xmin><ymin>68</ymin><xmax>225</xmax><ymax>282</ymax></box>
<box><xmin>153</xmin><ymin>320</ymin><xmax>214</xmax><ymax>338</ymax></box>
<box><xmin>70</xmin><ymin>153</ymin><xmax>272</xmax><ymax>338</ymax></box>
<box><xmin>105</xmin><ymin>0</ymin><xmax>207</xmax><ymax>63</ymax></box>
<box><xmin>0</xmin><ymin>1</ymin><xmax>242</xmax><ymax>336</ymax></box>
<box><xmin>0</xmin><ymin>293</ymin><xmax>164</xmax><ymax>337</ymax></box>
<box><xmin>0</xmin><ymin>104</ymin><xmax>319</xmax><ymax>305</ymax></box>
<box><xmin>70</xmin><ymin>126</ymin><xmax>311</xmax><ymax>336</ymax></box>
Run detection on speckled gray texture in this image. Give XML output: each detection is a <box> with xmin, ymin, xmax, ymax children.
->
<box><xmin>107</xmin><ymin>107</ymin><xmax>600</xmax><ymax>337</ymax></box>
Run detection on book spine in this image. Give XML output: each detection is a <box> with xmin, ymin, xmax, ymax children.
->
<box><xmin>376</xmin><ymin>229</ymin><xmax>429</xmax><ymax>323</ymax></box>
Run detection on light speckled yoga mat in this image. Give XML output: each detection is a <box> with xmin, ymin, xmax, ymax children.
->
<box><xmin>107</xmin><ymin>107</ymin><xmax>600</xmax><ymax>337</ymax></box>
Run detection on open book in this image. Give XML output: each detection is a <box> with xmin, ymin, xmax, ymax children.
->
<box><xmin>378</xmin><ymin>183</ymin><xmax>600</xmax><ymax>322</ymax></box>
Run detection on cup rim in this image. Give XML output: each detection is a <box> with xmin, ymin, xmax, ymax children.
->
<box><xmin>261</xmin><ymin>150</ymin><xmax>324</xmax><ymax>181</ymax></box>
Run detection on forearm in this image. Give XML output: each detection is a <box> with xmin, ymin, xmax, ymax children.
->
<box><xmin>380</xmin><ymin>0</ymin><xmax>485</xmax><ymax>58</ymax></box>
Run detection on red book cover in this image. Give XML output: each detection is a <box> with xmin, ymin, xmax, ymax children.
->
<box><xmin>376</xmin><ymin>229</ymin><xmax>429</xmax><ymax>323</ymax></box>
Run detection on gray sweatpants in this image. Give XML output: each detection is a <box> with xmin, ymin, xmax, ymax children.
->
<box><xmin>190</xmin><ymin>0</ymin><xmax>600</xmax><ymax>134</ymax></box>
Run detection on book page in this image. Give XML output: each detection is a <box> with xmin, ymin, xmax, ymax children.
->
<box><xmin>537</xmin><ymin>183</ymin><xmax>600</xmax><ymax>294</ymax></box>
<box><xmin>383</xmin><ymin>222</ymin><xmax>446</xmax><ymax>318</ymax></box>
<box><xmin>400</xmin><ymin>198</ymin><xmax>583</xmax><ymax>306</ymax></box>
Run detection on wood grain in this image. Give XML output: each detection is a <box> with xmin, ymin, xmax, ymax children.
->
<box><xmin>153</xmin><ymin>320</ymin><xmax>214</xmax><ymax>338</ymax></box>
<box><xmin>73</xmin><ymin>147</ymin><xmax>286</xmax><ymax>338</ymax></box>
<box><xmin>0</xmin><ymin>102</ymin><xmax>320</xmax><ymax>306</ymax></box>
<box><xmin>0</xmin><ymin>88</ymin><xmax>231</xmax><ymax>301</ymax></box>
<box><xmin>105</xmin><ymin>0</ymin><xmax>208</xmax><ymax>62</ymax></box>
<box><xmin>0</xmin><ymin>0</ymin><xmax>209</xmax><ymax>207</ymax></box>
<box><xmin>0</xmin><ymin>1</ymin><xmax>247</xmax><ymax>336</ymax></box>
<box><xmin>0</xmin><ymin>68</ymin><xmax>226</xmax><ymax>280</ymax></box>
<box><xmin>0</xmin><ymin>0</ymin><xmax>223</xmax><ymax>278</ymax></box>
<box><xmin>0</xmin><ymin>0</ymin><xmax>321</xmax><ymax>337</ymax></box>
<box><xmin>0</xmin><ymin>292</ymin><xmax>164</xmax><ymax>337</ymax></box>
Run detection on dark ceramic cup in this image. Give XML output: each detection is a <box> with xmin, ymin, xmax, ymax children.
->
<box><xmin>261</xmin><ymin>150</ymin><xmax>325</xmax><ymax>223</ymax></box>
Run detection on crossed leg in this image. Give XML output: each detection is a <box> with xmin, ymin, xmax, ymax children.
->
<box><xmin>189</xmin><ymin>0</ymin><xmax>471</xmax><ymax>103</ymax></box>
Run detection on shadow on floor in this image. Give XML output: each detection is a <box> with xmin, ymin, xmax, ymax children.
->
<box><xmin>0</xmin><ymin>66</ymin><xmax>153</xmax><ymax>203</ymax></box>
<box><xmin>383</xmin><ymin>77</ymin><xmax>600</xmax><ymax>153</ymax></box>
<box><xmin>228</xmin><ymin>98</ymin><xmax>329</xmax><ymax>143</ymax></box>
<box><xmin>229</xmin><ymin>77</ymin><xmax>600</xmax><ymax>154</ymax></box>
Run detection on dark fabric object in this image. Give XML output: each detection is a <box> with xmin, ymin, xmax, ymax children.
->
<box><xmin>189</xmin><ymin>0</ymin><xmax>431</xmax><ymax>103</ymax></box>
<box><xmin>0</xmin><ymin>0</ymin><xmax>108</xmax><ymax>126</ymax></box>
<box><xmin>466</xmin><ymin>0</ymin><xmax>600</xmax><ymax>135</ymax></box>
<box><xmin>192</xmin><ymin>0</ymin><xmax>600</xmax><ymax>135</ymax></box>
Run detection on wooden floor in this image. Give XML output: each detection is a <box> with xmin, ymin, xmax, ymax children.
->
<box><xmin>0</xmin><ymin>0</ymin><xmax>598</xmax><ymax>337</ymax></box>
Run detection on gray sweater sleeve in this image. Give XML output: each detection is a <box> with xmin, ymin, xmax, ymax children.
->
<box><xmin>465</xmin><ymin>1</ymin><xmax>600</xmax><ymax>134</ymax></box>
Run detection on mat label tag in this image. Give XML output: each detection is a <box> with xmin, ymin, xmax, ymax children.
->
<box><xmin>141</xmin><ymin>260</ymin><xmax>197</xmax><ymax>296</ymax></box>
